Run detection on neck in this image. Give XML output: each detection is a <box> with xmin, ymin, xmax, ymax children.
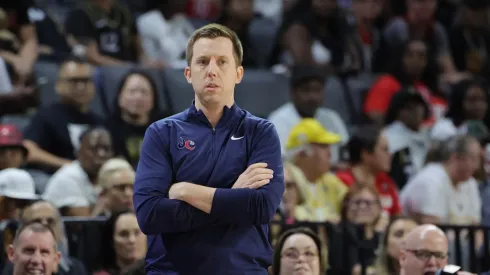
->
<box><xmin>194</xmin><ymin>98</ymin><xmax>233</xmax><ymax>128</ymax></box>
<box><xmin>392</xmin><ymin>259</ymin><xmax>400</xmax><ymax>275</ymax></box>
<box><xmin>121</xmin><ymin>112</ymin><xmax>150</xmax><ymax>126</ymax></box>
<box><xmin>357</xmin><ymin>17</ymin><xmax>373</xmax><ymax>30</ymax></box>
<box><xmin>116</xmin><ymin>257</ymin><xmax>136</xmax><ymax>274</ymax></box>
<box><xmin>95</xmin><ymin>0</ymin><xmax>112</xmax><ymax>12</ymax></box>
<box><xmin>352</xmin><ymin>164</ymin><xmax>376</xmax><ymax>186</ymax></box>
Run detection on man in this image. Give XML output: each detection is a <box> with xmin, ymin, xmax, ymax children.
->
<box><xmin>399</xmin><ymin>224</ymin><xmax>475</xmax><ymax>275</ymax></box>
<box><xmin>7</xmin><ymin>222</ymin><xmax>61</xmax><ymax>275</ymax></box>
<box><xmin>0</xmin><ymin>124</ymin><xmax>28</xmax><ymax>171</ymax></box>
<box><xmin>268</xmin><ymin>65</ymin><xmax>348</xmax><ymax>163</ymax></box>
<box><xmin>43</xmin><ymin>127</ymin><xmax>113</xmax><ymax>217</ymax></box>
<box><xmin>0</xmin><ymin>168</ymin><xmax>38</xmax><ymax>221</ymax></box>
<box><xmin>134</xmin><ymin>23</ymin><xmax>284</xmax><ymax>274</ymax></box>
<box><xmin>400</xmin><ymin>135</ymin><xmax>481</xmax><ymax>225</ymax></box>
<box><xmin>23</xmin><ymin>56</ymin><xmax>103</xmax><ymax>173</ymax></box>
<box><xmin>284</xmin><ymin>118</ymin><xmax>347</xmax><ymax>222</ymax></box>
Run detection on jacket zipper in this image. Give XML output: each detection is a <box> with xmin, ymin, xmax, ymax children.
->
<box><xmin>212</xmin><ymin>128</ymin><xmax>216</xmax><ymax>157</ymax></box>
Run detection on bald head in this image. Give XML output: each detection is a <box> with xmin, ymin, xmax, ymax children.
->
<box><xmin>402</xmin><ymin>224</ymin><xmax>447</xmax><ymax>249</ymax></box>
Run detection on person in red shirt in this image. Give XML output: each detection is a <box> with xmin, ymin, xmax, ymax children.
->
<box><xmin>365</xmin><ymin>39</ymin><xmax>446</xmax><ymax>126</ymax></box>
<box><xmin>337</xmin><ymin>125</ymin><xmax>401</xmax><ymax>216</ymax></box>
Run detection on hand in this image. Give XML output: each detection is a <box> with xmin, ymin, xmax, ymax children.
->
<box><xmin>232</xmin><ymin>163</ymin><xmax>273</xmax><ymax>189</ymax></box>
<box><xmin>169</xmin><ymin>182</ymin><xmax>188</xmax><ymax>200</ymax></box>
<box><xmin>457</xmin><ymin>272</ymin><xmax>476</xmax><ymax>275</ymax></box>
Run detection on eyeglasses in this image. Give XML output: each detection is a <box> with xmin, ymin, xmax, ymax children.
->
<box><xmin>350</xmin><ymin>199</ymin><xmax>377</xmax><ymax>207</ymax></box>
<box><xmin>60</xmin><ymin>77</ymin><xmax>93</xmax><ymax>85</ymax></box>
<box><xmin>281</xmin><ymin>249</ymin><xmax>318</xmax><ymax>261</ymax></box>
<box><xmin>406</xmin><ymin>249</ymin><xmax>448</xmax><ymax>261</ymax></box>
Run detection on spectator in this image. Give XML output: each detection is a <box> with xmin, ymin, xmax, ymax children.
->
<box><xmin>64</xmin><ymin>0</ymin><xmax>161</xmax><ymax>67</ymax></box>
<box><xmin>272</xmin><ymin>227</ymin><xmax>326</xmax><ymax>275</ymax></box>
<box><xmin>0</xmin><ymin>168</ymin><xmax>38</xmax><ymax>221</ymax></box>
<box><xmin>268</xmin><ymin>65</ymin><xmax>349</xmax><ymax>163</ymax></box>
<box><xmin>382</xmin><ymin>0</ymin><xmax>466</xmax><ymax>84</ymax></box>
<box><xmin>106</xmin><ymin>70</ymin><xmax>163</xmax><ymax>168</ymax></box>
<box><xmin>0</xmin><ymin>1</ymin><xmax>39</xmax><ymax>84</ymax></box>
<box><xmin>277</xmin><ymin>166</ymin><xmax>304</xmax><ymax>224</ymax></box>
<box><xmin>333</xmin><ymin>184</ymin><xmax>387</xmax><ymax>275</ymax></box>
<box><xmin>383</xmin><ymin>90</ymin><xmax>431</xmax><ymax>189</ymax></box>
<box><xmin>93</xmin><ymin>158</ymin><xmax>135</xmax><ymax>217</ymax></box>
<box><xmin>23</xmin><ymin>56</ymin><xmax>103</xmax><ymax>173</ymax></box>
<box><xmin>431</xmin><ymin>78</ymin><xmax>489</xmax><ymax>141</ymax></box>
<box><xmin>271</xmin><ymin>0</ymin><xmax>359</xmax><ymax>73</ymax></box>
<box><xmin>94</xmin><ymin>210</ymin><xmax>147</xmax><ymax>275</ymax></box>
<box><xmin>449</xmin><ymin>0</ymin><xmax>490</xmax><ymax>76</ymax></box>
<box><xmin>283</xmin><ymin>118</ymin><xmax>348</xmax><ymax>223</ymax></box>
<box><xmin>349</xmin><ymin>0</ymin><xmax>383</xmax><ymax>73</ymax></box>
<box><xmin>122</xmin><ymin>260</ymin><xmax>145</xmax><ymax>275</ymax></box>
<box><xmin>137</xmin><ymin>1</ymin><xmax>193</xmax><ymax>68</ymax></box>
<box><xmin>7</xmin><ymin>222</ymin><xmax>60</xmax><ymax>275</ymax></box>
<box><xmin>337</xmin><ymin>125</ymin><xmax>401</xmax><ymax>216</ymax></box>
<box><xmin>400</xmin><ymin>135</ymin><xmax>481</xmax><ymax>225</ymax></box>
<box><xmin>365</xmin><ymin>39</ymin><xmax>446</xmax><ymax>125</ymax></box>
<box><xmin>0</xmin><ymin>200</ymin><xmax>89</xmax><ymax>275</ymax></box>
<box><xmin>217</xmin><ymin>0</ymin><xmax>259</xmax><ymax>68</ymax></box>
<box><xmin>0</xmin><ymin>125</ymin><xmax>28</xmax><ymax>171</ymax></box>
<box><xmin>43</xmin><ymin>127</ymin><xmax>113</xmax><ymax>217</ymax></box>
<box><xmin>374</xmin><ymin>216</ymin><xmax>418</xmax><ymax>275</ymax></box>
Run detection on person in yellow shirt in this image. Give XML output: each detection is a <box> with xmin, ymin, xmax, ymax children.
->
<box><xmin>284</xmin><ymin>118</ymin><xmax>348</xmax><ymax>223</ymax></box>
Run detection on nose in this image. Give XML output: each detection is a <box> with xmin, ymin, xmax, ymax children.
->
<box><xmin>125</xmin><ymin>187</ymin><xmax>133</xmax><ymax>197</ymax></box>
<box><xmin>206</xmin><ymin>59</ymin><xmax>219</xmax><ymax>77</ymax></box>
<box><xmin>75</xmin><ymin>81</ymin><xmax>87</xmax><ymax>90</ymax></box>
<box><xmin>426</xmin><ymin>255</ymin><xmax>437</xmax><ymax>266</ymax></box>
<box><xmin>29</xmin><ymin>251</ymin><xmax>43</xmax><ymax>265</ymax></box>
<box><xmin>128</xmin><ymin>233</ymin><xmax>137</xmax><ymax>244</ymax></box>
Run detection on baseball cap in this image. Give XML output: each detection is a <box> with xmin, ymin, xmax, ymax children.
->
<box><xmin>0</xmin><ymin>124</ymin><xmax>27</xmax><ymax>155</ymax></box>
<box><xmin>0</xmin><ymin>168</ymin><xmax>38</xmax><ymax>200</ymax></box>
<box><xmin>290</xmin><ymin>65</ymin><xmax>326</xmax><ymax>87</ymax></box>
<box><xmin>286</xmin><ymin>118</ymin><xmax>341</xmax><ymax>150</ymax></box>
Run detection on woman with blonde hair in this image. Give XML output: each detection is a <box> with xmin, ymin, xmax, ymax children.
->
<box><xmin>93</xmin><ymin>158</ymin><xmax>135</xmax><ymax>217</ymax></box>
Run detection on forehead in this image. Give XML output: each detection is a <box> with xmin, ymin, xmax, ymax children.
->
<box><xmin>124</xmin><ymin>74</ymin><xmax>151</xmax><ymax>88</ymax></box>
<box><xmin>115</xmin><ymin>213</ymin><xmax>138</xmax><ymax>230</ymax></box>
<box><xmin>83</xmin><ymin>130</ymin><xmax>111</xmax><ymax>145</ymax></box>
<box><xmin>390</xmin><ymin>219</ymin><xmax>417</xmax><ymax>234</ymax></box>
<box><xmin>25</xmin><ymin>203</ymin><xmax>56</xmax><ymax>218</ymax></box>
<box><xmin>282</xmin><ymin>233</ymin><xmax>317</xmax><ymax>250</ymax></box>
<box><xmin>60</xmin><ymin>62</ymin><xmax>92</xmax><ymax>77</ymax></box>
<box><xmin>109</xmin><ymin>170</ymin><xmax>134</xmax><ymax>184</ymax></box>
<box><xmin>192</xmin><ymin>37</ymin><xmax>235</xmax><ymax>60</ymax></box>
<box><xmin>18</xmin><ymin>230</ymin><xmax>55</xmax><ymax>249</ymax></box>
<box><xmin>353</xmin><ymin>189</ymin><xmax>376</xmax><ymax>199</ymax></box>
<box><xmin>410</xmin><ymin>232</ymin><xmax>448</xmax><ymax>251</ymax></box>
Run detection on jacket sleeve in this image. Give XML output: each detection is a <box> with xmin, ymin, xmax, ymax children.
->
<box><xmin>210</xmin><ymin>121</ymin><xmax>285</xmax><ymax>225</ymax></box>
<box><xmin>133</xmin><ymin>123</ymin><xmax>222</xmax><ymax>235</ymax></box>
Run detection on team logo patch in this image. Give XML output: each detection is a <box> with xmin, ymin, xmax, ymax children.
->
<box><xmin>178</xmin><ymin>137</ymin><xmax>196</xmax><ymax>151</ymax></box>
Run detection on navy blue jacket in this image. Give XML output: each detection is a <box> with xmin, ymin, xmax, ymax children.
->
<box><xmin>133</xmin><ymin>103</ymin><xmax>285</xmax><ymax>275</ymax></box>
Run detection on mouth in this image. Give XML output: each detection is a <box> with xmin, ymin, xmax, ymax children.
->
<box><xmin>25</xmin><ymin>269</ymin><xmax>44</xmax><ymax>275</ymax></box>
<box><xmin>205</xmin><ymin>83</ymin><xmax>219</xmax><ymax>89</ymax></box>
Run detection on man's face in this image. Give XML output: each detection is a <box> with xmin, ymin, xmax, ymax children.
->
<box><xmin>185</xmin><ymin>37</ymin><xmax>244</xmax><ymax>108</ymax></box>
<box><xmin>8</xmin><ymin>230</ymin><xmax>61</xmax><ymax>275</ymax></box>
<box><xmin>0</xmin><ymin>147</ymin><xmax>25</xmax><ymax>170</ymax></box>
<box><xmin>399</xmin><ymin>232</ymin><xmax>448</xmax><ymax>275</ymax></box>
<box><xmin>79</xmin><ymin>130</ymin><xmax>114</xmax><ymax>175</ymax></box>
<box><xmin>56</xmin><ymin>62</ymin><xmax>95</xmax><ymax>107</ymax></box>
<box><xmin>23</xmin><ymin>203</ymin><xmax>61</xmax><ymax>242</ymax></box>
<box><xmin>291</xmin><ymin>79</ymin><xmax>324</xmax><ymax>118</ymax></box>
<box><xmin>407</xmin><ymin>0</ymin><xmax>437</xmax><ymax>22</ymax></box>
<box><xmin>454</xmin><ymin>141</ymin><xmax>482</xmax><ymax>182</ymax></box>
<box><xmin>104</xmin><ymin>169</ymin><xmax>134</xmax><ymax>212</ymax></box>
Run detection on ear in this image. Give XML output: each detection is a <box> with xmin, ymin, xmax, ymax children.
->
<box><xmin>184</xmin><ymin>67</ymin><xmax>192</xmax><ymax>84</ymax></box>
<box><xmin>55</xmin><ymin>80</ymin><xmax>63</xmax><ymax>96</ymax></box>
<box><xmin>235</xmin><ymin>66</ymin><xmax>244</xmax><ymax>84</ymax></box>
<box><xmin>7</xmin><ymin>245</ymin><xmax>15</xmax><ymax>262</ymax></box>
<box><xmin>54</xmin><ymin>251</ymin><xmax>61</xmax><ymax>265</ymax></box>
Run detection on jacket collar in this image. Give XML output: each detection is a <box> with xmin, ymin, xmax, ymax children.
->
<box><xmin>185</xmin><ymin>100</ymin><xmax>243</xmax><ymax>129</ymax></box>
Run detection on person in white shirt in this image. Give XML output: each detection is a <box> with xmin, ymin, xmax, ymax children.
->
<box><xmin>268</xmin><ymin>65</ymin><xmax>349</xmax><ymax>164</ymax></box>
<box><xmin>43</xmin><ymin>127</ymin><xmax>114</xmax><ymax>217</ymax></box>
<box><xmin>383</xmin><ymin>89</ymin><xmax>431</xmax><ymax>189</ymax></box>
<box><xmin>400</xmin><ymin>135</ymin><xmax>482</xmax><ymax>225</ymax></box>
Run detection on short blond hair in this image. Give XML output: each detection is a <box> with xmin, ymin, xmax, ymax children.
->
<box><xmin>97</xmin><ymin>158</ymin><xmax>135</xmax><ymax>189</ymax></box>
<box><xmin>185</xmin><ymin>23</ymin><xmax>243</xmax><ymax>66</ymax></box>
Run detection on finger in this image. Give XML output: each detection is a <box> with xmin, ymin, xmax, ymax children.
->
<box><xmin>245</xmin><ymin>163</ymin><xmax>268</xmax><ymax>174</ymax></box>
<box><xmin>249</xmin><ymin>173</ymin><xmax>273</xmax><ymax>183</ymax></box>
<box><xmin>249</xmin><ymin>168</ymin><xmax>273</xmax><ymax>177</ymax></box>
<box><xmin>249</xmin><ymin>179</ymin><xmax>270</xmax><ymax>189</ymax></box>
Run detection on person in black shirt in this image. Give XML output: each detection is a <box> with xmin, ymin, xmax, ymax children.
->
<box><xmin>64</xmin><ymin>0</ymin><xmax>162</xmax><ymax>68</ymax></box>
<box><xmin>23</xmin><ymin>56</ymin><xmax>103</xmax><ymax>174</ymax></box>
<box><xmin>106</xmin><ymin>70</ymin><xmax>164</xmax><ymax>168</ymax></box>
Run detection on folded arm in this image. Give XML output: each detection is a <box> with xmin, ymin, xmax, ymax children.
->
<box><xmin>174</xmin><ymin>121</ymin><xmax>285</xmax><ymax>225</ymax></box>
<box><xmin>133</xmin><ymin>123</ymin><xmax>223</xmax><ymax>235</ymax></box>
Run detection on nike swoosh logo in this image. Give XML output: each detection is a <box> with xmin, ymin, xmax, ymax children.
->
<box><xmin>231</xmin><ymin>136</ymin><xmax>244</xmax><ymax>140</ymax></box>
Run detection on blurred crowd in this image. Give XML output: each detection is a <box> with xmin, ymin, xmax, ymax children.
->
<box><xmin>1</xmin><ymin>0</ymin><xmax>490</xmax><ymax>274</ymax></box>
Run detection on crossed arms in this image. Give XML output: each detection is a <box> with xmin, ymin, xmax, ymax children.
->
<box><xmin>133</xmin><ymin>122</ymin><xmax>285</xmax><ymax>235</ymax></box>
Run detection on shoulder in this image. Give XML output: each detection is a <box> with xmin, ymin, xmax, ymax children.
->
<box><xmin>49</xmin><ymin>162</ymin><xmax>85</xmax><ymax>183</ymax></box>
<box><xmin>384</xmin><ymin>17</ymin><xmax>408</xmax><ymax>34</ymax></box>
<box><xmin>245</xmin><ymin>112</ymin><xmax>278</xmax><ymax>137</ymax></box>
<box><xmin>148</xmin><ymin>111</ymin><xmax>189</xmax><ymax>134</ymax></box>
<box><xmin>267</xmin><ymin>103</ymin><xmax>293</xmax><ymax>121</ymax></box>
